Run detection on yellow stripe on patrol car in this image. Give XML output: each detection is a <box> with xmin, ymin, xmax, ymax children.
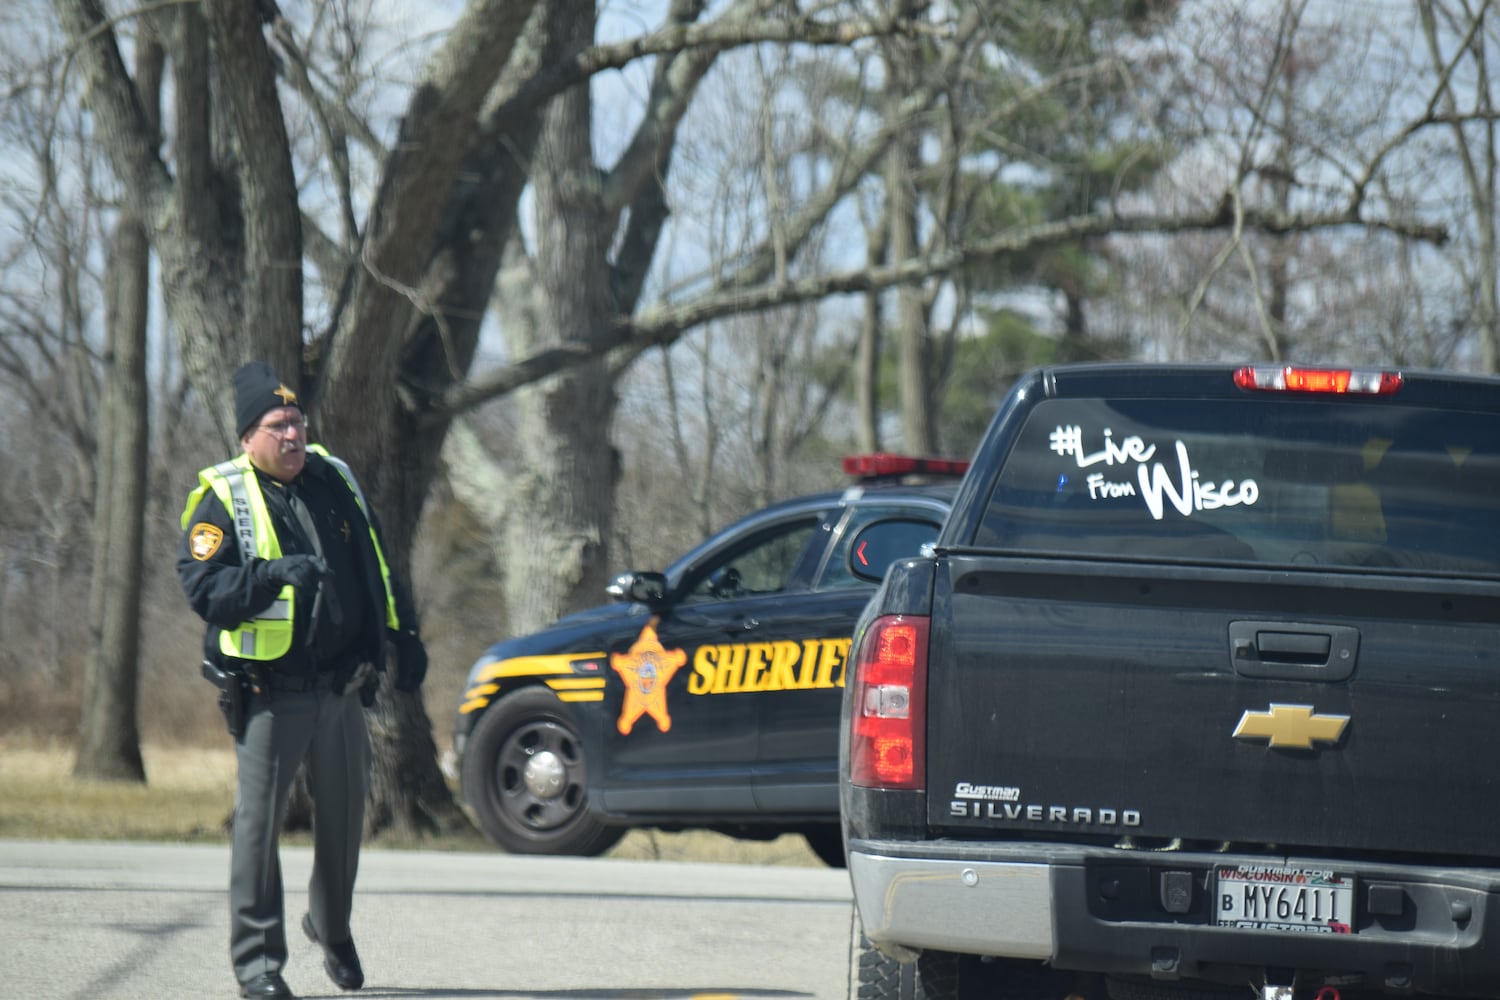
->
<box><xmin>475</xmin><ymin>652</ymin><xmax>607</xmax><ymax>683</ymax></box>
<box><xmin>547</xmin><ymin>676</ymin><xmax>606</xmax><ymax>703</ymax></box>
<box><xmin>545</xmin><ymin>678</ymin><xmax>606</xmax><ymax>691</ymax></box>
<box><xmin>460</xmin><ymin>653</ymin><xmax>609</xmax><ymax>714</ymax></box>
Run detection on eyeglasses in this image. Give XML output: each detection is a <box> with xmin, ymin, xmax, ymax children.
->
<box><xmin>256</xmin><ymin>417</ymin><xmax>307</xmax><ymax>437</ymax></box>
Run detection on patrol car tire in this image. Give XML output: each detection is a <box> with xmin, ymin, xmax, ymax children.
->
<box><xmin>462</xmin><ymin>687</ymin><xmax>624</xmax><ymax>857</ymax></box>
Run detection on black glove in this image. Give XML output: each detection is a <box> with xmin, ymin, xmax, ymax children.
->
<box><xmin>256</xmin><ymin>554</ymin><xmax>330</xmax><ymax>591</ymax></box>
<box><xmin>392</xmin><ymin>630</ymin><xmax>428</xmax><ymax>693</ymax></box>
<box><xmin>359</xmin><ymin>674</ymin><xmax>380</xmax><ymax>708</ymax></box>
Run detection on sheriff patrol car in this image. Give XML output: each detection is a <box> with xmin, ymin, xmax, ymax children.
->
<box><xmin>452</xmin><ymin>455</ymin><xmax>963</xmax><ymax>865</ymax></box>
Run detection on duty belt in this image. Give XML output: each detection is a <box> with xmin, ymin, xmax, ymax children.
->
<box><xmin>264</xmin><ymin>670</ymin><xmax>340</xmax><ymax>693</ymax></box>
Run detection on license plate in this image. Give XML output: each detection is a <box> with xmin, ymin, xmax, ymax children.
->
<box><xmin>1214</xmin><ymin>864</ymin><xmax>1355</xmax><ymax>934</ymax></box>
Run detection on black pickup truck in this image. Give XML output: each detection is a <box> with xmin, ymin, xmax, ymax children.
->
<box><xmin>841</xmin><ymin>364</ymin><xmax>1500</xmax><ymax>1000</ymax></box>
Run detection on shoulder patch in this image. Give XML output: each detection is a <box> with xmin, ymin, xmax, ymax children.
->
<box><xmin>189</xmin><ymin>523</ymin><xmax>225</xmax><ymax>561</ymax></box>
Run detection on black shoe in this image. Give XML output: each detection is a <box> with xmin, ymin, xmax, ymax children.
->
<box><xmin>240</xmin><ymin>971</ymin><xmax>293</xmax><ymax>998</ymax></box>
<box><xmin>302</xmin><ymin>912</ymin><xmax>364</xmax><ymax>990</ymax></box>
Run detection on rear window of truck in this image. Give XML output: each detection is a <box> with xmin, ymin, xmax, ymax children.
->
<box><xmin>974</xmin><ymin>396</ymin><xmax>1500</xmax><ymax>575</ymax></box>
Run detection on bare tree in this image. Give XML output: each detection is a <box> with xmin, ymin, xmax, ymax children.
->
<box><xmin>49</xmin><ymin>0</ymin><xmax>925</xmax><ymax>833</ymax></box>
<box><xmin>1102</xmin><ymin>1</ymin><xmax>1482</xmax><ymax>367</ymax></box>
<box><xmin>74</xmin><ymin>17</ymin><xmax>164</xmax><ymax>782</ymax></box>
<box><xmin>1419</xmin><ymin>0</ymin><xmax>1500</xmax><ymax>372</ymax></box>
<box><xmin>886</xmin><ymin>0</ymin><xmax>936</xmax><ymax>454</ymax></box>
<box><xmin>0</xmin><ymin>4</ymin><xmax>112</xmax><ymax>737</ymax></box>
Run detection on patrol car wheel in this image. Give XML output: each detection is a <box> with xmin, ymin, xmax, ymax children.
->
<box><xmin>462</xmin><ymin>688</ymin><xmax>624</xmax><ymax>857</ymax></box>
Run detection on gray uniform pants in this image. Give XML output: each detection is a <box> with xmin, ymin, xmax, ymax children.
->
<box><xmin>230</xmin><ymin>683</ymin><xmax>369</xmax><ymax>985</ymax></box>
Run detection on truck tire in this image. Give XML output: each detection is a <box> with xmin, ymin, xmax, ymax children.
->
<box><xmin>849</xmin><ymin>910</ymin><xmax>982</xmax><ymax>1000</ymax></box>
<box><xmin>850</xmin><ymin>909</ymin><xmax>1062</xmax><ymax>1000</ymax></box>
<box><xmin>850</xmin><ymin>907</ymin><xmax>921</xmax><ymax>1000</ymax></box>
<box><xmin>461</xmin><ymin>687</ymin><xmax>624</xmax><ymax>856</ymax></box>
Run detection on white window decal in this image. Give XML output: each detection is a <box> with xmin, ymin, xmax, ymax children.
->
<box><xmin>1051</xmin><ymin>426</ymin><xmax>1260</xmax><ymax>521</ymax></box>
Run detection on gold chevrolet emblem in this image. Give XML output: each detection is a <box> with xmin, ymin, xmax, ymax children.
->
<box><xmin>1233</xmin><ymin>704</ymin><xmax>1349</xmax><ymax>750</ymax></box>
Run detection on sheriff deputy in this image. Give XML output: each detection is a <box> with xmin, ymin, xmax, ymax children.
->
<box><xmin>178</xmin><ymin>361</ymin><xmax>427</xmax><ymax>1000</ymax></box>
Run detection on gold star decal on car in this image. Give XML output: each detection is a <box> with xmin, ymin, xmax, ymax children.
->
<box><xmin>611</xmin><ymin>619</ymin><xmax>687</xmax><ymax>735</ymax></box>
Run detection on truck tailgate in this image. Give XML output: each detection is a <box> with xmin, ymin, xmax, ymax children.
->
<box><xmin>926</xmin><ymin>555</ymin><xmax>1500</xmax><ymax>858</ymax></box>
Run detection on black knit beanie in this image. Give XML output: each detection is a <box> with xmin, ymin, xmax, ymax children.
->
<box><xmin>234</xmin><ymin>361</ymin><xmax>301</xmax><ymax>439</ymax></box>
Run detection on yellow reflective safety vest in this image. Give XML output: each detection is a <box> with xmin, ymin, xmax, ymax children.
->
<box><xmin>179</xmin><ymin>445</ymin><xmax>400</xmax><ymax>661</ymax></box>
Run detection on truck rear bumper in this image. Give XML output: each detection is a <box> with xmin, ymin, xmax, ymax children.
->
<box><xmin>849</xmin><ymin>848</ymin><xmax>1055</xmax><ymax>959</ymax></box>
<box><xmin>849</xmin><ymin>841</ymin><xmax>1500</xmax><ymax>997</ymax></box>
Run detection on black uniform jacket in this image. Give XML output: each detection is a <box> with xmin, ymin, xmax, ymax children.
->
<box><xmin>177</xmin><ymin>451</ymin><xmax>416</xmax><ymax>678</ymax></box>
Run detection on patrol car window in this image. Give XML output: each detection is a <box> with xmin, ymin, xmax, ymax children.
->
<box><xmin>974</xmin><ymin>396</ymin><xmax>1500</xmax><ymax>575</ymax></box>
<box><xmin>679</xmin><ymin>519</ymin><xmax>820</xmax><ymax>603</ymax></box>
<box><xmin>818</xmin><ymin>507</ymin><xmax>943</xmax><ymax>589</ymax></box>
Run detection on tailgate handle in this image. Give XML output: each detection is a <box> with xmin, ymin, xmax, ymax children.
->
<box><xmin>1256</xmin><ymin>631</ymin><xmax>1330</xmax><ymax>661</ymax></box>
<box><xmin>1229</xmin><ymin>621</ymin><xmax>1359</xmax><ymax>681</ymax></box>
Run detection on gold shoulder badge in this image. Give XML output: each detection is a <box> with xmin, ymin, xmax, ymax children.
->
<box><xmin>610</xmin><ymin>619</ymin><xmax>687</xmax><ymax>735</ymax></box>
<box><xmin>189</xmin><ymin>523</ymin><xmax>225</xmax><ymax>561</ymax></box>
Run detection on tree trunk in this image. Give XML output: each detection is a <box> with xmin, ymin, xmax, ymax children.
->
<box><xmin>504</xmin><ymin>0</ymin><xmax>618</xmax><ymax>634</ymax></box>
<box><xmin>74</xmin><ymin>25</ymin><xmax>164</xmax><ymax>783</ymax></box>
<box><xmin>299</xmin><ymin>0</ymin><xmax>538</xmax><ymax>839</ymax></box>
<box><xmin>75</xmin><ymin>215</ymin><xmax>152</xmax><ymax>782</ymax></box>
<box><xmin>352</xmin><ymin>5</ymin><xmax>555</xmax><ymax>840</ymax></box>
<box><xmin>857</xmin><ymin>218</ymin><xmax>886</xmax><ymax>454</ymax></box>
<box><xmin>1417</xmin><ymin>0</ymin><xmax>1499</xmax><ymax>373</ymax></box>
<box><xmin>887</xmin><ymin>0</ymin><xmax>934</xmax><ymax>455</ymax></box>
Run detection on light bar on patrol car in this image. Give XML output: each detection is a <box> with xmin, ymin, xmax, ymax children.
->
<box><xmin>843</xmin><ymin>453</ymin><xmax>970</xmax><ymax>480</ymax></box>
<box><xmin>1233</xmin><ymin>366</ymin><xmax>1403</xmax><ymax>395</ymax></box>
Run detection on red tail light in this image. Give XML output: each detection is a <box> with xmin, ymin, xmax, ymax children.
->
<box><xmin>849</xmin><ymin>615</ymin><xmax>929</xmax><ymax>789</ymax></box>
<box><xmin>1233</xmin><ymin>366</ymin><xmax>1403</xmax><ymax>394</ymax></box>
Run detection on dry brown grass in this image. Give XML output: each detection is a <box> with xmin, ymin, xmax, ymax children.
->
<box><xmin>0</xmin><ymin>532</ymin><xmax>820</xmax><ymax>864</ymax></box>
<box><xmin>0</xmin><ymin>738</ymin><xmax>824</xmax><ymax>866</ymax></box>
<box><xmin>0</xmin><ymin>740</ymin><xmax>238</xmax><ymax>842</ymax></box>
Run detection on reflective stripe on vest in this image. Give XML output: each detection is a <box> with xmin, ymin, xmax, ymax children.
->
<box><xmin>181</xmin><ymin>447</ymin><xmax>403</xmax><ymax>658</ymax></box>
<box><xmin>307</xmin><ymin>444</ymin><xmax>401</xmax><ymax>631</ymax></box>
<box><xmin>181</xmin><ymin>454</ymin><xmax>295</xmax><ymax>661</ymax></box>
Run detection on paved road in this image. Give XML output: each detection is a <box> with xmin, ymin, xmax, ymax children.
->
<box><xmin>0</xmin><ymin>839</ymin><xmax>855</xmax><ymax>1000</ymax></box>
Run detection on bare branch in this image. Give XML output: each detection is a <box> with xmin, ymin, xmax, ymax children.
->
<box><xmin>1352</xmin><ymin>0</ymin><xmax>1492</xmax><ymax>208</ymax></box>
<box><xmin>602</xmin><ymin>0</ymin><xmax>724</xmax><ymax>215</ymax></box>
<box><xmin>267</xmin><ymin>15</ymin><xmax>365</xmax><ymax>245</ymax></box>
<box><xmin>52</xmin><ymin>0</ymin><xmax>175</xmax><ymax>220</ymax></box>
<box><xmin>1175</xmin><ymin>190</ymin><xmax>1247</xmax><ymax>350</ymax></box>
<box><xmin>319</xmin><ymin>0</ymin><xmax>534</xmax><ymax>458</ymax></box>
<box><xmin>431</xmin><ymin>199</ymin><xmax>1447</xmax><ymax>421</ymax></box>
<box><xmin>492</xmin><ymin>10</ymin><xmax>940</xmax><ymax>125</ymax></box>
